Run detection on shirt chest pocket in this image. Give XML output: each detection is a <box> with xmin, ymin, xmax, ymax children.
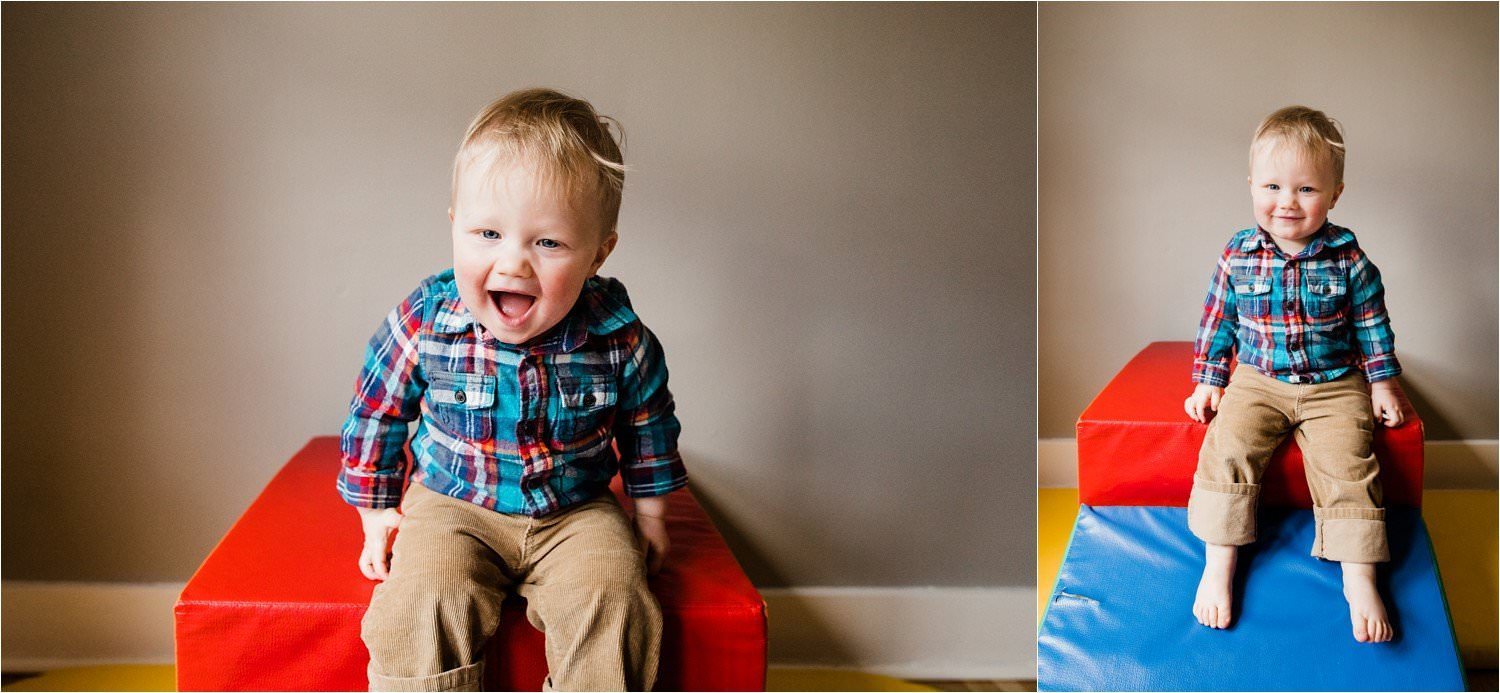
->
<box><xmin>428</xmin><ymin>370</ymin><xmax>497</xmax><ymax>440</ymax></box>
<box><xmin>1232</xmin><ymin>273</ymin><xmax>1272</xmax><ymax>318</ymax></box>
<box><xmin>1304</xmin><ymin>272</ymin><xmax>1347</xmax><ymax>319</ymax></box>
<box><xmin>550</xmin><ymin>373</ymin><xmax>618</xmax><ymax>443</ymax></box>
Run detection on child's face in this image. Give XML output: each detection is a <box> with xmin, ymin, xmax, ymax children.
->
<box><xmin>449</xmin><ymin>160</ymin><xmax>616</xmax><ymax>345</ymax></box>
<box><xmin>1248</xmin><ymin>141</ymin><xmax>1344</xmax><ymax>252</ymax></box>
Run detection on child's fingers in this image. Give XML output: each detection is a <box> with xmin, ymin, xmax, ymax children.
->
<box><xmin>363</xmin><ymin>534</ymin><xmax>392</xmax><ymax>580</ymax></box>
<box><xmin>647</xmin><ymin>540</ymin><xmax>667</xmax><ymax>575</ymax></box>
<box><xmin>358</xmin><ymin>550</ymin><xmax>377</xmax><ymax>580</ymax></box>
<box><xmin>1184</xmin><ymin>398</ymin><xmax>1202</xmax><ymax>423</ymax></box>
<box><xmin>1209</xmin><ymin>390</ymin><xmax>1222</xmax><ymax>411</ymax></box>
<box><xmin>1386</xmin><ymin>407</ymin><xmax>1404</xmax><ymax>428</ymax></box>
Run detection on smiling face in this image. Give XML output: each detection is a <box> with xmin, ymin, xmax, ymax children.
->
<box><xmin>450</xmin><ymin>158</ymin><xmax>616</xmax><ymax>345</ymax></box>
<box><xmin>1248</xmin><ymin>139</ymin><xmax>1344</xmax><ymax>255</ymax></box>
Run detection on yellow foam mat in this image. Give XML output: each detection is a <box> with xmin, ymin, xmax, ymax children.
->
<box><xmin>1424</xmin><ymin>489</ymin><xmax>1499</xmax><ymax>667</ymax></box>
<box><xmin>768</xmin><ymin>668</ymin><xmax>939</xmax><ymax>691</ymax></box>
<box><xmin>2</xmin><ymin>665</ymin><xmax>938</xmax><ymax>692</ymax></box>
<box><xmin>1038</xmin><ymin>487</ymin><xmax>1498</xmax><ymax>666</ymax></box>
<box><xmin>3</xmin><ymin>665</ymin><xmax>175</xmax><ymax>691</ymax></box>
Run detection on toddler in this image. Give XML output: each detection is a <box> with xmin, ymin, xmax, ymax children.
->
<box><xmin>338</xmin><ymin>88</ymin><xmax>685</xmax><ymax>691</ymax></box>
<box><xmin>1184</xmin><ymin>106</ymin><xmax>1410</xmax><ymax>643</ymax></box>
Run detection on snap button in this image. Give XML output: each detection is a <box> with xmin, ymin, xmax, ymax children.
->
<box><xmin>582</xmin><ymin>393</ymin><xmax>596</xmax><ymax>407</ymax></box>
<box><xmin>454</xmin><ymin>389</ymin><xmax>467</xmax><ymax>403</ymax></box>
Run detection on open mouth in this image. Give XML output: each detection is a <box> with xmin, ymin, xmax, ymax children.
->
<box><xmin>489</xmin><ymin>290</ymin><xmax>537</xmax><ymax>326</ymax></box>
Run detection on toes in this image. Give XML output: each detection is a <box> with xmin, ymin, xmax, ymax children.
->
<box><xmin>1352</xmin><ymin>616</ymin><xmax>1370</xmax><ymax>642</ymax></box>
<box><xmin>1215</xmin><ymin>606</ymin><xmax>1231</xmax><ymax>629</ymax></box>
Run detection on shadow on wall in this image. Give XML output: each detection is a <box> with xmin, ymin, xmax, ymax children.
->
<box><xmin>682</xmin><ymin>447</ymin><xmax>790</xmax><ymax>588</ymax></box>
<box><xmin>1398</xmin><ymin>353</ymin><xmax>1465</xmax><ymax>442</ymax></box>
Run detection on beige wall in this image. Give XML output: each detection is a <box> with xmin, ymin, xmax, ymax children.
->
<box><xmin>1039</xmin><ymin>2</ymin><xmax>1498</xmax><ymax>440</ymax></box>
<box><xmin>2</xmin><ymin>3</ymin><xmax>1036</xmax><ymax>585</ymax></box>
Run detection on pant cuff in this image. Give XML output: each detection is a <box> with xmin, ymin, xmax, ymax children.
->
<box><xmin>368</xmin><ymin>661</ymin><xmax>482</xmax><ymax>692</ymax></box>
<box><xmin>1187</xmin><ymin>476</ymin><xmax>1259</xmax><ymax>546</ymax></box>
<box><xmin>1312</xmin><ymin>507</ymin><xmax>1389</xmax><ymax>563</ymax></box>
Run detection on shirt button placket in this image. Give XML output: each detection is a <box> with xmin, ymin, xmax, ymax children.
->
<box><xmin>1285</xmin><ymin>262</ymin><xmax>1304</xmax><ymax>371</ymax></box>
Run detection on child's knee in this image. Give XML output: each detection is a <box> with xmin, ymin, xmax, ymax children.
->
<box><xmin>362</xmin><ymin>577</ymin><xmax>501</xmax><ymax>662</ymax></box>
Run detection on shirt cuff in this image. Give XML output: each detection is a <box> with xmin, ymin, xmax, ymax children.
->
<box><xmin>1192</xmin><ymin>359</ymin><xmax>1231</xmax><ymax>388</ymax></box>
<box><xmin>337</xmin><ymin>468</ymin><xmax>406</xmax><ymax>509</ymax></box>
<box><xmin>621</xmin><ymin>454</ymin><xmax>689</xmax><ymax>498</ymax></box>
<box><xmin>1362</xmin><ymin>353</ymin><xmax>1403</xmax><ymax>383</ymax></box>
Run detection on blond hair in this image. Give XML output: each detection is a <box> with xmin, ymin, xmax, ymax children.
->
<box><xmin>1250</xmin><ymin>106</ymin><xmax>1346</xmax><ymax>183</ymax></box>
<box><xmin>452</xmin><ymin>88</ymin><xmax>626</xmax><ymax>234</ymax></box>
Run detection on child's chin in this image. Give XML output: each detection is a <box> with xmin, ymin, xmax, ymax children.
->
<box><xmin>480</xmin><ymin>320</ymin><xmax>535</xmax><ymax>345</ymax></box>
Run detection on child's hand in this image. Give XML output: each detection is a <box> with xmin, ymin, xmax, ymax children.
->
<box><xmin>1369</xmin><ymin>378</ymin><xmax>1411</xmax><ymax>428</ymax></box>
<box><xmin>356</xmin><ymin>506</ymin><xmax>403</xmax><ymax>581</ymax></box>
<box><xmin>632</xmin><ymin>494</ymin><xmax>672</xmax><ymax>575</ymax></box>
<box><xmin>634</xmin><ymin>514</ymin><xmax>670</xmax><ymax>575</ymax></box>
<box><xmin>1184</xmin><ymin>384</ymin><xmax>1225</xmax><ymax>423</ymax></box>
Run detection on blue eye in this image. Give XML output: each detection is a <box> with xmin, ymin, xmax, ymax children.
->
<box><xmin>538</xmin><ymin>239</ymin><xmax>561</xmax><ymax>249</ymax></box>
<box><xmin>1266</xmin><ymin>184</ymin><xmax>1280</xmax><ymax>191</ymax></box>
<box><xmin>480</xmin><ymin>229</ymin><xmax>499</xmax><ymax>240</ymax></box>
<box><xmin>1298</xmin><ymin>186</ymin><xmax>1315</xmax><ymax>193</ymax></box>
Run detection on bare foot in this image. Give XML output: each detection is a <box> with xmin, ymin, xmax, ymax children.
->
<box><xmin>1193</xmin><ymin>542</ymin><xmax>1237</xmax><ymax>629</ymax></box>
<box><xmin>1342</xmin><ymin>562</ymin><xmax>1393</xmax><ymax>643</ymax></box>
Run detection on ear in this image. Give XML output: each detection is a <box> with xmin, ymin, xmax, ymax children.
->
<box><xmin>448</xmin><ymin>207</ymin><xmax>454</xmax><ymax>222</ymax></box>
<box><xmin>1330</xmin><ymin>182</ymin><xmax>1344</xmax><ymax>209</ymax></box>
<box><xmin>591</xmin><ymin>232</ymin><xmax>618</xmax><ymax>274</ymax></box>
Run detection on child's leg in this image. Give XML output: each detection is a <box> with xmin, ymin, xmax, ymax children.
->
<box><xmin>361</xmin><ymin>483</ymin><xmax>522</xmax><ymax>692</ymax></box>
<box><xmin>1188</xmin><ymin>369</ymin><xmax>1294</xmax><ymax>628</ymax></box>
<box><xmin>519</xmin><ymin>494</ymin><xmax>662</xmax><ymax>692</ymax></box>
<box><xmin>1295</xmin><ymin>374</ymin><xmax>1391</xmax><ymax>643</ymax></box>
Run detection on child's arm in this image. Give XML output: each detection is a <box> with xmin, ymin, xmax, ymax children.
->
<box><xmin>1186</xmin><ymin>240</ymin><xmax>1240</xmax><ymax>421</ymax></box>
<box><xmin>1346</xmin><ymin>250</ymin><xmax>1409</xmax><ymax>426</ymax></box>
<box><xmin>338</xmin><ymin>284</ymin><xmax>429</xmax><ymax>579</ymax></box>
<box><xmin>614</xmin><ymin>324</ymin><xmax>688</xmax><ymax>574</ymax></box>
<box><xmin>1350</xmin><ymin>253</ymin><xmax>1404</xmax><ymax>429</ymax></box>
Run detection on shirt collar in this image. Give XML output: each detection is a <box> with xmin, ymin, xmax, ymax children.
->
<box><xmin>1240</xmin><ymin>221</ymin><xmax>1353</xmax><ymax>257</ymax></box>
<box><xmin>431</xmin><ymin>275</ymin><xmax>637</xmax><ymax>354</ymax></box>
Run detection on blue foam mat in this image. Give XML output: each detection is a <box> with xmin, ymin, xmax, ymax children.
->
<box><xmin>1038</xmin><ymin>506</ymin><xmax>1464</xmax><ymax>692</ymax></box>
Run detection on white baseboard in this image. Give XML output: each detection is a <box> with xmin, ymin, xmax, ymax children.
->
<box><xmin>2</xmin><ymin>581</ymin><xmax>1036</xmax><ymax>680</ymax></box>
<box><xmin>760</xmin><ymin>586</ymin><xmax>1035</xmax><ymax>680</ymax></box>
<box><xmin>2</xmin><ymin>581</ymin><xmax>183</xmax><ymax>671</ymax></box>
<box><xmin>1039</xmin><ymin>438</ymin><xmax>1499</xmax><ymax>490</ymax></box>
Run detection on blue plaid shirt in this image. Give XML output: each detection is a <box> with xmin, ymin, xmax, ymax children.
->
<box><xmin>1193</xmin><ymin>223</ymin><xmax>1401</xmax><ymax>388</ymax></box>
<box><xmin>338</xmin><ymin>270</ymin><xmax>687</xmax><ymax>517</ymax></box>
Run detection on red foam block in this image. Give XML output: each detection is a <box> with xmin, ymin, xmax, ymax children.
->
<box><xmin>175</xmin><ymin>437</ymin><xmax>767</xmax><ymax>691</ymax></box>
<box><xmin>1076</xmin><ymin>342</ymin><xmax>1424</xmax><ymax>507</ymax></box>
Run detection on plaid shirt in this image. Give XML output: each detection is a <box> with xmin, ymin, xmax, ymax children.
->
<box><xmin>338</xmin><ymin>270</ymin><xmax>687</xmax><ymax>517</ymax></box>
<box><xmin>1192</xmin><ymin>223</ymin><xmax>1401</xmax><ymax>388</ymax></box>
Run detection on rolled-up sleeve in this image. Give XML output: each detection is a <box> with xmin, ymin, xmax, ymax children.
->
<box><xmin>338</xmin><ymin>285</ymin><xmax>427</xmax><ymax>508</ymax></box>
<box><xmin>613</xmin><ymin>324</ymin><xmax>687</xmax><ymax>498</ymax></box>
<box><xmin>1192</xmin><ymin>240</ymin><xmax>1239</xmax><ymax>387</ymax></box>
<box><xmin>1347</xmin><ymin>250</ymin><xmax>1401</xmax><ymax>383</ymax></box>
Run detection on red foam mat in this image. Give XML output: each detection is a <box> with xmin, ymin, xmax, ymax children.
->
<box><xmin>1076</xmin><ymin>342</ymin><xmax>1424</xmax><ymax>507</ymax></box>
<box><xmin>175</xmin><ymin>437</ymin><xmax>767</xmax><ymax>691</ymax></box>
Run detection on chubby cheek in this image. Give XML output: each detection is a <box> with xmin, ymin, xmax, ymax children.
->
<box><xmin>451</xmin><ymin>245</ymin><xmax>493</xmax><ymax>312</ymax></box>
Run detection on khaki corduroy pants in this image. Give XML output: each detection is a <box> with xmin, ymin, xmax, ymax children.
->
<box><xmin>361</xmin><ymin>482</ymin><xmax>662</xmax><ymax>692</ymax></box>
<box><xmin>1188</xmin><ymin>367</ymin><xmax>1389</xmax><ymax>564</ymax></box>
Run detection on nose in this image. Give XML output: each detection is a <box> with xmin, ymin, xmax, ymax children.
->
<box><xmin>1277</xmin><ymin>189</ymin><xmax>1298</xmax><ymax>209</ymax></box>
<box><xmin>493</xmin><ymin>245</ymin><xmax>533</xmax><ymax>278</ymax></box>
